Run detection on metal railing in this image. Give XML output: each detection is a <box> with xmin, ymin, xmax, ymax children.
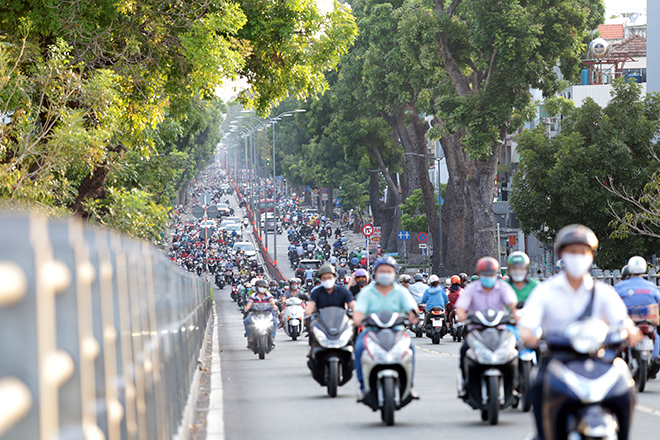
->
<box><xmin>0</xmin><ymin>213</ymin><xmax>211</xmax><ymax>440</ymax></box>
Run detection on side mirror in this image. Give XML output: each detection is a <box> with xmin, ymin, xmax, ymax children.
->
<box><xmin>298</xmin><ymin>293</ymin><xmax>310</xmax><ymax>301</ymax></box>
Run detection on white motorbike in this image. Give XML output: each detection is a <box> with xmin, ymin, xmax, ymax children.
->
<box><xmin>282</xmin><ymin>297</ymin><xmax>305</xmax><ymax>340</ymax></box>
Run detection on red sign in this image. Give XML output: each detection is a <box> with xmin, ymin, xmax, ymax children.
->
<box><xmin>362</xmin><ymin>224</ymin><xmax>374</xmax><ymax>237</ymax></box>
<box><xmin>371</xmin><ymin>226</ymin><xmax>381</xmax><ymax>242</ymax></box>
<box><xmin>509</xmin><ymin>235</ymin><xmax>517</xmax><ymax>245</ymax></box>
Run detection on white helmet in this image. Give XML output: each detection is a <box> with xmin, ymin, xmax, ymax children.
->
<box><xmin>428</xmin><ymin>274</ymin><xmax>440</xmax><ymax>284</ymax></box>
<box><xmin>628</xmin><ymin>256</ymin><xmax>647</xmax><ymax>275</ymax></box>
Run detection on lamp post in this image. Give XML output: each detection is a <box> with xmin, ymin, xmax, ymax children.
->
<box><xmin>404</xmin><ymin>152</ymin><xmax>445</xmax><ymax>276</ymax></box>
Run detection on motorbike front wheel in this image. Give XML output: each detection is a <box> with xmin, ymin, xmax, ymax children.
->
<box><xmin>327</xmin><ymin>360</ymin><xmax>339</xmax><ymax>398</ymax></box>
<box><xmin>291</xmin><ymin>325</ymin><xmax>299</xmax><ymax>341</ymax></box>
<box><xmin>487</xmin><ymin>375</ymin><xmax>499</xmax><ymax>425</ymax></box>
<box><xmin>381</xmin><ymin>376</ymin><xmax>395</xmax><ymax>426</ymax></box>
<box><xmin>520</xmin><ymin>361</ymin><xmax>532</xmax><ymax>412</ymax></box>
<box><xmin>432</xmin><ymin>334</ymin><xmax>440</xmax><ymax>345</ymax></box>
<box><xmin>258</xmin><ymin>335</ymin><xmax>266</xmax><ymax>360</ymax></box>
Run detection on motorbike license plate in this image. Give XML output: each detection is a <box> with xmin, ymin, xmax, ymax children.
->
<box><xmin>432</xmin><ymin>319</ymin><xmax>443</xmax><ymax>327</ymax></box>
<box><xmin>289</xmin><ymin>319</ymin><xmax>300</xmax><ymax>325</ymax></box>
<box><xmin>635</xmin><ymin>338</ymin><xmax>654</xmax><ymax>351</ymax></box>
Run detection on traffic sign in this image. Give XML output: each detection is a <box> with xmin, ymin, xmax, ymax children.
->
<box><xmin>198</xmin><ymin>192</ymin><xmax>211</xmax><ymax>206</ymax></box>
<box><xmin>419</xmin><ymin>244</ymin><xmax>427</xmax><ymax>249</ymax></box>
<box><xmin>322</xmin><ymin>193</ymin><xmax>328</xmax><ymax>201</ymax></box>
<box><xmin>313</xmin><ymin>188</ymin><xmax>319</xmax><ymax>195</ymax></box>
<box><xmin>362</xmin><ymin>224</ymin><xmax>374</xmax><ymax>237</ymax></box>
<box><xmin>398</xmin><ymin>231</ymin><xmax>410</xmax><ymax>240</ymax></box>
<box><xmin>192</xmin><ymin>206</ymin><xmax>205</xmax><ymax>219</ymax></box>
<box><xmin>417</xmin><ymin>232</ymin><xmax>428</xmax><ymax>243</ymax></box>
<box><xmin>322</xmin><ymin>187</ymin><xmax>328</xmax><ymax>194</ymax></box>
<box><xmin>206</xmin><ymin>205</ymin><xmax>218</xmax><ymax>217</ymax></box>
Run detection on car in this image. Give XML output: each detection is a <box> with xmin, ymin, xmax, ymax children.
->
<box><xmin>260</xmin><ymin>213</ymin><xmax>277</xmax><ymax>231</ymax></box>
<box><xmin>232</xmin><ymin>241</ymin><xmax>256</xmax><ymax>259</ymax></box>
<box><xmin>219</xmin><ymin>220</ymin><xmax>235</xmax><ymax>230</ymax></box>
<box><xmin>225</xmin><ymin>224</ymin><xmax>242</xmax><ymax>238</ymax></box>
<box><xmin>304</xmin><ymin>208</ymin><xmax>318</xmax><ymax>215</ymax></box>
<box><xmin>199</xmin><ymin>219</ymin><xmax>216</xmax><ymax>229</ymax></box>
<box><xmin>296</xmin><ymin>259</ymin><xmax>323</xmax><ymax>280</ymax></box>
<box><xmin>220</xmin><ymin>183</ymin><xmax>232</xmax><ymax>195</ymax></box>
<box><xmin>225</xmin><ymin>216</ymin><xmax>241</xmax><ymax>225</ymax></box>
<box><xmin>217</xmin><ymin>203</ymin><xmax>230</xmax><ymax>218</ymax></box>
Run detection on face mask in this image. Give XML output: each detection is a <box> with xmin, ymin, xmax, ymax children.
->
<box><xmin>357</xmin><ymin>279</ymin><xmax>367</xmax><ymax>287</ymax></box>
<box><xmin>321</xmin><ymin>278</ymin><xmax>336</xmax><ymax>290</ymax></box>
<box><xmin>290</xmin><ymin>285</ymin><xmax>297</xmax><ymax>291</ymax></box>
<box><xmin>509</xmin><ymin>270</ymin><xmax>527</xmax><ymax>283</ymax></box>
<box><xmin>562</xmin><ymin>253</ymin><xmax>593</xmax><ymax>278</ymax></box>
<box><xmin>257</xmin><ymin>287</ymin><xmax>266</xmax><ymax>293</ymax></box>
<box><xmin>375</xmin><ymin>272</ymin><xmax>395</xmax><ymax>286</ymax></box>
<box><xmin>480</xmin><ymin>276</ymin><xmax>497</xmax><ymax>289</ymax></box>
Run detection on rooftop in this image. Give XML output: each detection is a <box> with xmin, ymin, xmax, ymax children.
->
<box><xmin>612</xmin><ymin>34</ymin><xmax>647</xmax><ymax>57</ymax></box>
<box><xmin>598</xmin><ymin>24</ymin><xmax>624</xmax><ymax>40</ymax></box>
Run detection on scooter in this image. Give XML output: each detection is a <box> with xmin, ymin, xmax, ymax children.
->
<box><xmin>359</xmin><ymin>311</ymin><xmax>415</xmax><ymax>426</ymax></box>
<box><xmin>540</xmin><ymin>318</ymin><xmax>634</xmax><ymax>440</ymax></box>
<box><xmin>425</xmin><ymin>306</ymin><xmax>447</xmax><ymax>344</ymax></box>
<box><xmin>247</xmin><ymin>304</ymin><xmax>275</xmax><ymax>360</ymax></box>
<box><xmin>282</xmin><ymin>297</ymin><xmax>306</xmax><ymax>341</ymax></box>
<box><xmin>506</xmin><ymin>324</ymin><xmax>536</xmax><ymax>412</ymax></box>
<box><xmin>458</xmin><ymin>309</ymin><xmax>517</xmax><ymax>425</ymax></box>
<box><xmin>410</xmin><ymin>304</ymin><xmax>425</xmax><ymax>338</ymax></box>
<box><xmin>305</xmin><ymin>278</ymin><xmax>314</xmax><ymax>292</ymax></box>
<box><xmin>622</xmin><ymin>309</ymin><xmax>656</xmax><ymax>392</ymax></box>
<box><xmin>215</xmin><ymin>273</ymin><xmax>225</xmax><ymax>289</ymax></box>
<box><xmin>308</xmin><ymin>306</ymin><xmax>354</xmax><ymax>397</ymax></box>
<box><xmin>230</xmin><ymin>286</ymin><xmax>240</xmax><ymax>302</ymax></box>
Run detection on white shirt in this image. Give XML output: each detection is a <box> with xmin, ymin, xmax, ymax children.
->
<box><xmin>408</xmin><ymin>282</ymin><xmax>427</xmax><ymax>304</ymax></box>
<box><xmin>518</xmin><ymin>273</ymin><xmax>629</xmax><ymax>335</ymax></box>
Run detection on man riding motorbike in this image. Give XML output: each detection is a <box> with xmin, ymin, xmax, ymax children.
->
<box><xmin>243</xmin><ymin>279</ymin><xmax>278</xmax><ymax>349</ymax></box>
<box><xmin>408</xmin><ymin>273</ymin><xmax>427</xmax><ymax>304</ymax></box>
<box><xmin>614</xmin><ymin>255</ymin><xmax>660</xmax><ymax>379</ymax></box>
<box><xmin>506</xmin><ymin>252</ymin><xmax>540</xmax><ymax>305</ymax></box>
<box><xmin>455</xmin><ymin>257</ymin><xmax>518</xmax><ymax>395</ymax></box>
<box><xmin>350</xmin><ymin>268</ymin><xmax>369</xmax><ymax>299</ymax></box>
<box><xmin>519</xmin><ymin>224</ymin><xmax>641</xmax><ymax>440</ymax></box>
<box><xmin>305</xmin><ymin>265</ymin><xmax>355</xmax><ymax>344</ymax></box>
<box><xmin>420</xmin><ymin>275</ymin><xmax>449</xmax><ymax>329</ymax></box>
<box><xmin>353</xmin><ymin>256</ymin><xmax>419</xmax><ymax>400</ymax></box>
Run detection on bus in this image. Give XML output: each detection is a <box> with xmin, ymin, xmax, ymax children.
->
<box><xmin>260</xmin><ymin>198</ymin><xmax>275</xmax><ymax>214</ymax></box>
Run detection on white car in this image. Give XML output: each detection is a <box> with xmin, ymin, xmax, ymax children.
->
<box><xmin>232</xmin><ymin>241</ymin><xmax>256</xmax><ymax>259</ymax></box>
<box><xmin>199</xmin><ymin>219</ymin><xmax>216</xmax><ymax>229</ymax></box>
<box><xmin>225</xmin><ymin>216</ymin><xmax>241</xmax><ymax>225</ymax></box>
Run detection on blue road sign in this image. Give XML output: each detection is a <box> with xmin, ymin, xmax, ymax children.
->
<box><xmin>322</xmin><ymin>187</ymin><xmax>328</xmax><ymax>193</ymax></box>
<box><xmin>398</xmin><ymin>231</ymin><xmax>410</xmax><ymax>240</ymax></box>
<box><xmin>417</xmin><ymin>232</ymin><xmax>428</xmax><ymax>243</ymax></box>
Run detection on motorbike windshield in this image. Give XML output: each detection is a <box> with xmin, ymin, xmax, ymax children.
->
<box><xmin>251</xmin><ymin>303</ymin><xmax>273</xmax><ymax>314</ymax></box>
<box><xmin>319</xmin><ymin>307</ymin><xmax>348</xmax><ymax>336</ymax></box>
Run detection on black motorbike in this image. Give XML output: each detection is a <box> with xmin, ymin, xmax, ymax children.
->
<box><xmin>215</xmin><ymin>273</ymin><xmax>225</xmax><ymax>289</ymax></box>
<box><xmin>459</xmin><ymin>309</ymin><xmax>517</xmax><ymax>425</ymax></box>
<box><xmin>304</xmin><ymin>278</ymin><xmax>314</xmax><ymax>292</ymax></box>
<box><xmin>308</xmin><ymin>307</ymin><xmax>355</xmax><ymax>397</ymax></box>
<box><xmin>424</xmin><ymin>306</ymin><xmax>448</xmax><ymax>344</ymax></box>
<box><xmin>246</xmin><ymin>303</ymin><xmax>275</xmax><ymax>360</ymax></box>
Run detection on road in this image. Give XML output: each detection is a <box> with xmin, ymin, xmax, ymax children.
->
<box><xmin>209</xmin><ymin>195</ymin><xmax>660</xmax><ymax>440</ymax></box>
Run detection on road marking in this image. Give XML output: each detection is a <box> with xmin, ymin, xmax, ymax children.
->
<box><xmin>416</xmin><ymin>345</ymin><xmax>459</xmax><ymax>357</ymax></box>
<box><xmin>636</xmin><ymin>404</ymin><xmax>660</xmax><ymax>417</ymax></box>
<box><xmin>207</xmin><ymin>303</ymin><xmax>225</xmax><ymax>439</ymax></box>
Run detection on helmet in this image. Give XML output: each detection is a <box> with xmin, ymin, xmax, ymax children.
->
<box><xmin>450</xmin><ymin>275</ymin><xmax>461</xmax><ymax>285</ymax></box>
<box><xmin>399</xmin><ymin>274</ymin><xmax>411</xmax><ymax>283</ymax></box>
<box><xmin>354</xmin><ymin>268</ymin><xmax>369</xmax><ymax>279</ymax></box>
<box><xmin>476</xmin><ymin>257</ymin><xmax>500</xmax><ymax>276</ymax></box>
<box><xmin>373</xmin><ymin>256</ymin><xmax>398</xmax><ymax>273</ymax></box>
<box><xmin>255</xmin><ymin>279</ymin><xmax>268</xmax><ymax>288</ymax></box>
<box><xmin>471</xmin><ymin>275</ymin><xmax>479</xmax><ymax>281</ymax></box>
<box><xmin>507</xmin><ymin>251</ymin><xmax>530</xmax><ymax>268</ymax></box>
<box><xmin>317</xmin><ymin>264</ymin><xmax>336</xmax><ymax>278</ymax></box>
<box><xmin>428</xmin><ymin>274</ymin><xmax>440</xmax><ymax>284</ymax></box>
<box><xmin>628</xmin><ymin>256</ymin><xmax>647</xmax><ymax>275</ymax></box>
<box><xmin>554</xmin><ymin>224</ymin><xmax>598</xmax><ymax>255</ymax></box>
<box><xmin>269</xmin><ymin>280</ymin><xmax>278</xmax><ymax>287</ymax></box>
<box><xmin>414</xmin><ymin>273</ymin><xmax>424</xmax><ymax>282</ymax></box>
<box><xmin>289</xmin><ymin>278</ymin><xmax>299</xmax><ymax>285</ymax></box>
<box><xmin>555</xmin><ymin>259</ymin><xmax>564</xmax><ymax>273</ymax></box>
<box><xmin>459</xmin><ymin>273</ymin><xmax>468</xmax><ymax>283</ymax></box>
<box><xmin>621</xmin><ymin>265</ymin><xmax>631</xmax><ymax>281</ymax></box>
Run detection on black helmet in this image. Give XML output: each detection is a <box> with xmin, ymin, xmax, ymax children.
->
<box><xmin>459</xmin><ymin>273</ymin><xmax>469</xmax><ymax>283</ymax></box>
<box><xmin>317</xmin><ymin>264</ymin><xmax>336</xmax><ymax>278</ymax></box>
<box><xmin>269</xmin><ymin>280</ymin><xmax>278</xmax><ymax>287</ymax></box>
<box><xmin>621</xmin><ymin>265</ymin><xmax>631</xmax><ymax>281</ymax></box>
<box><xmin>255</xmin><ymin>279</ymin><xmax>268</xmax><ymax>288</ymax></box>
<box><xmin>554</xmin><ymin>224</ymin><xmax>599</xmax><ymax>255</ymax></box>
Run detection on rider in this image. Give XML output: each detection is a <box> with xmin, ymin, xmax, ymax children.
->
<box><xmin>614</xmin><ymin>255</ymin><xmax>660</xmax><ymax>378</ymax></box>
<box><xmin>519</xmin><ymin>225</ymin><xmax>641</xmax><ymax>440</ymax></box>
<box><xmin>399</xmin><ymin>274</ymin><xmax>412</xmax><ymax>290</ymax></box>
<box><xmin>243</xmin><ymin>279</ymin><xmax>278</xmax><ymax>348</ymax></box>
<box><xmin>447</xmin><ymin>275</ymin><xmax>463</xmax><ymax>314</ymax></box>
<box><xmin>349</xmin><ymin>268</ymin><xmax>370</xmax><ymax>299</ymax></box>
<box><xmin>420</xmin><ymin>274</ymin><xmax>449</xmax><ymax>328</ymax></box>
<box><xmin>353</xmin><ymin>256</ymin><xmax>419</xmax><ymax>400</ymax></box>
<box><xmin>283</xmin><ymin>278</ymin><xmax>303</xmax><ymax>299</ymax></box>
<box><xmin>505</xmin><ymin>251</ymin><xmax>540</xmax><ymax>306</ymax></box>
<box><xmin>408</xmin><ymin>273</ymin><xmax>427</xmax><ymax>304</ymax></box>
<box><xmin>455</xmin><ymin>257</ymin><xmax>518</xmax><ymax>395</ymax></box>
<box><xmin>459</xmin><ymin>273</ymin><xmax>469</xmax><ymax>288</ymax></box>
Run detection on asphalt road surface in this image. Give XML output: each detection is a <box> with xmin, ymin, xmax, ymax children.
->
<box><xmin>212</xmin><ymin>195</ymin><xmax>660</xmax><ymax>440</ymax></box>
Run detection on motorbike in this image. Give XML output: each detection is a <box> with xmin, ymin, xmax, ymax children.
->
<box><xmin>281</xmin><ymin>297</ymin><xmax>306</xmax><ymax>340</ymax></box>
<box><xmin>230</xmin><ymin>286</ymin><xmax>240</xmax><ymax>302</ymax></box>
<box><xmin>277</xmin><ymin>226</ymin><xmax>283</xmax><ymax>234</ymax></box>
<box><xmin>308</xmin><ymin>306</ymin><xmax>355</xmax><ymax>397</ymax></box>
<box><xmin>540</xmin><ymin>318</ymin><xmax>634</xmax><ymax>440</ymax></box>
<box><xmin>622</xmin><ymin>305</ymin><xmax>656</xmax><ymax>392</ymax></box>
<box><xmin>305</xmin><ymin>278</ymin><xmax>314</xmax><ymax>292</ymax></box>
<box><xmin>215</xmin><ymin>273</ymin><xmax>225</xmax><ymax>289</ymax></box>
<box><xmin>425</xmin><ymin>306</ymin><xmax>447</xmax><ymax>344</ymax></box>
<box><xmin>410</xmin><ymin>304</ymin><xmax>426</xmax><ymax>338</ymax></box>
<box><xmin>224</xmin><ymin>269</ymin><xmax>234</xmax><ymax>285</ymax></box>
<box><xmin>506</xmin><ymin>324</ymin><xmax>535</xmax><ymax>412</ymax></box>
<box><xmin>458</xmin><ymin>309</ymin><xmax>517</xmax><ymax>425</ymax></box>
<box><xmin>448</xmin><ymin>303</ymin><xmax>464</xmax><ymax>342</ymax></box>
<box><xmin>359</xmin><ymin>311</ymin><xmax>415</xmax><ymax>426</ymax></box>
<box><xmin>246</xmin><ymin>303</ymin><xmax>275</xmax><ymax>360</ymax></box>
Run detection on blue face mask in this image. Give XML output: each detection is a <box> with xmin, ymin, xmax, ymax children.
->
<box><xmin>480</xmin><ymin>276</ymin><xmax>497</xmax><ymax>289</ymax></box>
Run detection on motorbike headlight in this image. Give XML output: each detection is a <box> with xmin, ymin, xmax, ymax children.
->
<box><xmin>254</xmin><ymin>317</ymin><xmax>272</xmax><ymax>332</ymax></box>
<box><xmin>312</xmin><ymin>327</ymin><xmax>328</xmax><ymax>346</ymax></box>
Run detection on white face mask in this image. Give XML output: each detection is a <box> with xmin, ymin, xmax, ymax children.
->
<box><xmin>321</xmin><ymin>278</ymin><xmax>336</xmax><ymax>290</ymax></box>
<box><xmin>290</xmin><ymin>285</ymin><xmax>297</xmax><ymax>291</ymax></box>
<box><xmin>375</xmin><ymin>272</ymin><xmax>395</xmax><ymax>286</ymax></box>
<box><xmin>509</xmin><ymin>269</ymin><xmax>527</xmax><ymax>283</ymax></box>
<box><xmin>562</xmin><ymin>253</ymin><xmax>593</xmax><ymax>279</ymax></box>
<box><xmin>257</xmin><ymin>287</ymin><xmax>266</xmax><ymax>293</ymax></box>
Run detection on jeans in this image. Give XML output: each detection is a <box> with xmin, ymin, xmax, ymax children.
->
<box><xmin>354</xmin><ymin>330</ymin><xmax>415</xmax><ymax>391</ymax></box>
<box><xmin>654</xmin><ymin>330</ymin><xmax>660</xmax><ymax>358</ymax></box>
<box><xmin>244</xmin><ymin>313</ymin><xmax>277</xmax><ymax>338</ymax></box>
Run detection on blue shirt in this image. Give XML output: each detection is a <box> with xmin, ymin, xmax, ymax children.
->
<box><xmin>421</xmin><ymin>286</ymin><xmax>449</xmax><ymax>310</ymax></box>
<box><xmin>614</xmin><ymin>277</ymin><xmax>660</xmax><ymax>308</ymax></box>
<box><xmin>355</xmin><ymin>282</ymin><xmax>418</xmax><ymax>316</ymax></box>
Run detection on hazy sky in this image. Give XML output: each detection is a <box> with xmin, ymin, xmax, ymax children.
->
<box><xmin>605</xmin><ymin>0</ymin><xmax>646</xmax><ymax>16</ymax></box>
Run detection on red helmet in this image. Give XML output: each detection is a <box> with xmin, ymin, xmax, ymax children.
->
<box><xmin>475</xmin><ymin>257</ymin><xmax>500</xmax><ymax>276</ymax></box>
<box><xmin>450</xmin><ymin>275</ymin><xmax>461</xmax><ymax>285</ymax></box>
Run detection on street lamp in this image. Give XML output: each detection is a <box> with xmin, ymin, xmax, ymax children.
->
<box><xmin>404</xmin><ymin>152</ymin><xmax>445</xmax><ymax>276</ymax></box>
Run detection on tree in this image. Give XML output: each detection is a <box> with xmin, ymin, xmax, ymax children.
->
<box><xmin>511</xmin><ymin>80</ymin><xmax>660</xmax><ymax>268</ymax></box>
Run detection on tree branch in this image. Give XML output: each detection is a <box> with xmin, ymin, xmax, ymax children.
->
<box><xmin>484</xmin><ymin>49</ymin><xmax>498</xmax><ymax>89</ymax></box>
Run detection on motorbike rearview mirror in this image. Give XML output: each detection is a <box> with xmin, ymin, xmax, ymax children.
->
<box><xmin>298</xmin><ymin>293</ymin><xmax>310</xmax><ymax>301</ymax></box>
